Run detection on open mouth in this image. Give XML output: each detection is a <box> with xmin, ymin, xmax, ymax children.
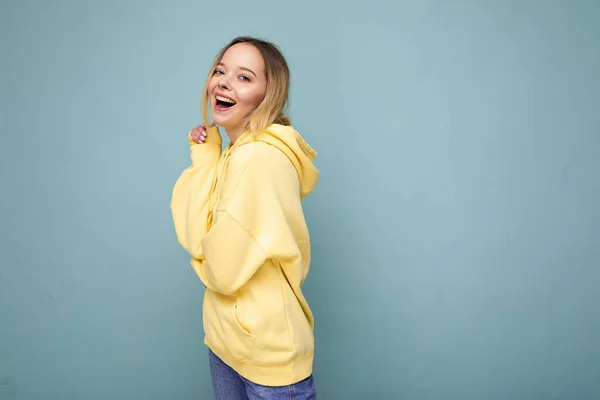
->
<box><xmin>215</xmin><ymin>95</ymin><xmax>236</xmax><ymax>110</ymax></box>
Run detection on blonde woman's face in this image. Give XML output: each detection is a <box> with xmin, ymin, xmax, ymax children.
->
<box><xmin>207</xmin><ymin>43</ymin><xmax>267</xmax><ymax>136</ymax></box>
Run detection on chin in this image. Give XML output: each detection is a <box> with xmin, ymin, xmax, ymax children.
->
<box><xmin>213</xmin><ymin>114</ymin><xmax>242</xmax><ymax>131</ymax></box>
<box><xmin>212</xmin><ymin>115</ymin><xmax>225</xmax><ymax>126</ymax></box>
<box><xmin>213</xmin><ymin>117</ymin><xmax>232</xmax><ymax>130</ymax></box>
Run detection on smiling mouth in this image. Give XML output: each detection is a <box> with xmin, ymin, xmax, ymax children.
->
<box><xmin>215</xmin><ymin>95</ymin><xmax>236</xmax><ymax>110</ymax></box>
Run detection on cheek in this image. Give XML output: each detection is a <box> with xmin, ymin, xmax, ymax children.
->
<box><xmin>238</xmin><ymin>87</ymin><xmax>266</xmax><ymax>109</ymax></box>
<box><xmin>207</xmin><ymin>78</ymin><xmax>218</xmax><ymax>94</ymax></box>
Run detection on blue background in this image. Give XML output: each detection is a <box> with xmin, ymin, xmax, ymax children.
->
<box><xmin>1</xmin><ymin>1</ymin><xmax>599</xmax><ymax>398</ymax></box>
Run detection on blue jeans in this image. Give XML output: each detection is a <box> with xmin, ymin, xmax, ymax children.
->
<box><xmin>209</xmin><ymin>349</ymin><xmax>317</xmax><ymax>400</ymax></box>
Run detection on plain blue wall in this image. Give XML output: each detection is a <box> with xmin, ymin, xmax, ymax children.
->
<box><xmin>1</xmin><ymin>1</ymin><xmax>599</xmax><ymax>399</ymax></box>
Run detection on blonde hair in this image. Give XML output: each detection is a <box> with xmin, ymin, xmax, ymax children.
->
<box><xmin>201</xmin><ymin>36</ymin><xmax>291</xmax><ymax>134</ymax></box>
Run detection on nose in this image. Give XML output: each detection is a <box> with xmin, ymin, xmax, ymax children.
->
<box><xmin>218</xmin><ymin>75</ymin><xmax>231</xmax><ymax>90</ymax></box>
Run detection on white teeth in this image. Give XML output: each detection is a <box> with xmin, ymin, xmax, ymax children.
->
<box><xmin>216</xmin><ymin>95</ymin><xmax>236</xmax><ymax>104</ymax></box>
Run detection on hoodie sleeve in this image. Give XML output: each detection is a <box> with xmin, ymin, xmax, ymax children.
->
<box><xmin>190</xmin><ymin>142</ymin><xmax>304</xmax><ymax>295</ymax></box>
<box><xmin>170</xmin><ymin>128</ymin><xmax>222</xmax><ymax>259</ymax></box>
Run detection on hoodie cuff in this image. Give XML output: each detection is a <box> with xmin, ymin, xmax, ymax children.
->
<box><xmin>189</xmin><ymin>125</ymin><xmax>222</xmax><ymax>167</ymax></box>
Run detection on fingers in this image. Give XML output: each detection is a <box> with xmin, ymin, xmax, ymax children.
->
<box><xmin>190</xmin><ymin>124</ymin><xmax>208</xmax><ymax>144</ymax></box>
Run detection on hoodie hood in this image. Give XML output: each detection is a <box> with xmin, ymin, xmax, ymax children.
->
<box><xmin>238</xmin><ymin>124</ymin><xmax>320</xmax><ymax>198</ymax></box>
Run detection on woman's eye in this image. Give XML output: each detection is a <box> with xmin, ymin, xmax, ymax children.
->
<box><xmin>239</xmin><ymin>75</ymin><xmax>250</xmax><ymax>82</ymax></box>
<box><xmin>213</xmin><ymin>69</ymin><xmax>224</xmax><ymax>75</ymax></box>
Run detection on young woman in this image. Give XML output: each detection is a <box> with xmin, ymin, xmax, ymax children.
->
<box><xmin>170</xmin><ymin>36</ymin><xmax>319</xmax><ymax>399</ymax></box>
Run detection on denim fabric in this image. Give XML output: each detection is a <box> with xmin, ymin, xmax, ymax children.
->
<box><xmin>209</xmin><ymin>349</ymin><xmax>317</xmax><ymax>400</ymax></box>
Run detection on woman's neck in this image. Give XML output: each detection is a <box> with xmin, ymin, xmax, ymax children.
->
<box><xmin>224</xmin><ymin>124</ymin><xmax>246</xmax><ymax>144</ymax></box>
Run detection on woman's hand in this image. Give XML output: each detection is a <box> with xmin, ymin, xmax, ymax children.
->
<box><xmin>190</xmin><ymin>123</ymin><xmax>214</xmax><ymax>144</ymax></box>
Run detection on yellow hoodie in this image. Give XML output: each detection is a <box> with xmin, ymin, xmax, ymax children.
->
<box><xmin>170</xmin><ymin>123</ymin><xmax>320</xmax><ymax>386</ymax></box>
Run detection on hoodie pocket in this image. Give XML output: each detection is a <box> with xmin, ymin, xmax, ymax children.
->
<box><xmin>204</xmin><ymin>291</ymin><xmax>254</xmax><ymax>362</ymax></box>
<box><xmin>233</xmin><ymin>302</ymin><xmax>253</xmax><ymax>338</ymax></box>
<box><xmin>227</xmin><ymin>301</ymin><xmax>254</xmax><ymax>361</ymax></box>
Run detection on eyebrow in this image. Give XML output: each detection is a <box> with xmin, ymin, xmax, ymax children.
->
<box><xmin>218</xmin><ymin>62</ymin><xmax>257</xmax><ymax>78</ymax></box>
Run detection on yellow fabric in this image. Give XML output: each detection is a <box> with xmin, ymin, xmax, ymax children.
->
<box><xmin>170</xmin><ymin>124</ymin><xmax>320</xmax><ymax>386</ymax></box>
